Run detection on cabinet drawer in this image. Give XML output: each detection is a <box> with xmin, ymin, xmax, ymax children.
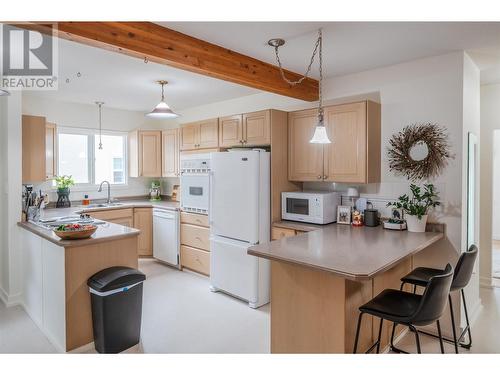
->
<box><xmin>180</xmin><ymin>212</ymin><xmax>209</xmax><ymax>227</ymax></box>
<box><xmin>86</xmin><ymin>208</ymin><xmax>134</xmax><ymax>221</ymax></box>
<box><xmin>271</xmin><ymin>227</ymin><xmax>297</xmax><ymax>240</ymax></box>
<box><xmin>181</xmin><ymin>223</ymin><xmax>210</xmax><ymax>251</ymax></box>
<box><xmin>181</xmin><ymin>245</ymin><xmax>210</xmax><ymax>276</ymax></box>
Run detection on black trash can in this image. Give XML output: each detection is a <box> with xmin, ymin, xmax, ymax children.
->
<box><xmin>87</xmin><ymin>266</ymin><xmax>146</xmax><ymax>353</ymax></box>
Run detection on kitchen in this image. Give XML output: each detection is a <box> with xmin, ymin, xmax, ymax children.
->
<box><xmin>1</xmin><ymin>18</ymin><xmax>500</xmax><ymax>363</ymax></box>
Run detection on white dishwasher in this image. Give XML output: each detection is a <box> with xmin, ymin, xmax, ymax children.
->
<box><xmin>153</xmin><ymin>208</ymin><xmax>180</xmax><ymax>267</ymax></box>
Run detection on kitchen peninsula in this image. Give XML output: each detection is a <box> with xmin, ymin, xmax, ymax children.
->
<box><xmin>18</xmin><ymin>213</ymin><xmax>144</xmax><ymax>352</ymax></box>
<box><xmin>248</xmin><ymin>223</ymin><xmax>444</xmax><ymax>353</ymax></box>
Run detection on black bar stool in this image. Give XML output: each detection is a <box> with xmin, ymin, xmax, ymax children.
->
<box><xmin>399</xmin><ymin>244</ymin><xmax>478</xmax><ymax>353</ymax></box>
<box><xmin>353</xmin><ymin>264</ymin><xmax>453</xmax><ymax>354</ymax></box>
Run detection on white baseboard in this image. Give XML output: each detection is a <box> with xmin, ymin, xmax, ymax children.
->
<box><xmin>0</xmin><ymin>286</ymin><xmax>22</xmax><ymax>307</ymax></box>
<box><xmin>467</xmin><ymin>299</ymin><xmax>483</xmax><ymax>328</ymax></box>
<box><xmin>480</xmin><ymin>276</ymin><xmax>494</xmax><ymax>289</ymax></box>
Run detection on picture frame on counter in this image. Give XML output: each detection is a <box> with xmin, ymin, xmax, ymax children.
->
<box><xmin>337</xmin><ymin>205</ymin><xmax>351</xmax><ymax>225</ymax></box>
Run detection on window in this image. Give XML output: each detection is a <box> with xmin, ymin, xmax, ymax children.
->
<box><xmin>57</xmin><ymin>128</ymin><xmax>127</xmax><ymax>186</ymax></box>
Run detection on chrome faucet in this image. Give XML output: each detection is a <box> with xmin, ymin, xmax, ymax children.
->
<box><xmin>98</xmin><ymin>180</ymin><xmax>112</xmax><ymax>204</ymax></box>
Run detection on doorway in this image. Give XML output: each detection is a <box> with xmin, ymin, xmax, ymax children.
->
<box><xmin>492</xmin><ymin>130</ymin><xmax>500</xmax><ymax>279</ymax></box>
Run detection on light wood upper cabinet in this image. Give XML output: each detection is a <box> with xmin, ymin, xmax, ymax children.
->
<box><xmin>162</xmin><ymin>129</ymin><xmax>179</xmax><ymax>177</ymax></box>
<box><xmin>219</xmin><ymin>111</ymin><xmax>272</xmax><ymax>147</ymax></box>
<box><xmin>219</xmin><ymin>115</ymin><xmax>243</xmax><ymax>147</ymax></box>
<box><xmin>198</xmin><ymin>118</ymin><xmax>219</xmax><ymax>148</ymax></box>
<box><xmin>288</xmin><ymin>109</ymin><xmax>324</xmax><ymax>181</ymax></box>
<box><xmin>323</xmin><ymin>102</ymin><xmax>367</xmax><ymax>183</ymax></box>
<box><xmin>134</xmin><ymin>208</ymin><xmax>153</xmax><ymax>256</ymax></box>
<box><xmin>129</xmin><ymin>130</ymin><xmax>162</xmax><ymax>177</ymax></box>
<box><xmin>180</xmin><ymin>118</ymin><xmax>219</xmax><ymax>150</ymax></box>
<box><xmin>45</xmin><ymin>122</ymin><xmax>57</xmax><ymax>180</ymax></box>
<box><xmin>288</xmin><ymin>101</ymin><xmax>381</xmax><ymax>184</ymax></box>
<box><xmin>22</xmin><ymin>115</ymin><xmax>47</xmax><ymax>183</ymax></box>
<box><xmin>244</xmin><ymin>110</ymin><xmax>271</xmax><ymax>146</ymax></box>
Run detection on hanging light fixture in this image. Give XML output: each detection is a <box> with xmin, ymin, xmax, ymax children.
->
<box><xmin>96</xmin><ymin>101</ymin><xmax>104</xmax><ymax>150</ymax></box>
<box><xmin>269</xmin><ymin>28</ymin><xmax>331</xmax><ymax>144</ymax></box>
<box><xmin>146</xmin><ymin>80</ymin><xmax>179</xmax><ymax>119</ymax></box>
<box><xmin>0</xmin><ymin>89</ymin><xmax>11</xmax><ymax>96</ymax></box>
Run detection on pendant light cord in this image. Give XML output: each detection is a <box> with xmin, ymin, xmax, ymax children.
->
<box><xmin>273</xmin><ymin>29</ymin><xmax>322</xmax><ymax>87</ymax></box>
<box><xmin>318</xmin><ymin>29</ymin><xmax>323</xmax><ymax>126</ymax></box>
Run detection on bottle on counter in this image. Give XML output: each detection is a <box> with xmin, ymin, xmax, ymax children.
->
<box><xmin>82</xmin><ymin>194</ymin><xmax>90</xmax><ymax>206</ymax></box>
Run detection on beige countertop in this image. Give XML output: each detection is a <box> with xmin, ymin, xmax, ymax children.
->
<box><xmin>249</xmin><ymin>222</ymin><xmax>444</xmax><ymax>281</ymax></box>
<box><xmin>18</xmin><ymin>220</ymin><xmax>140</xmax><ymax>247</ymax></box>
<box><xmin>18</xmin><ymin>198</ymin><xmax>179</xmax><ymax>247</ymax></box>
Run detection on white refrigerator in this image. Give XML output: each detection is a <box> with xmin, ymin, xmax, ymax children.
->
<box><xmin>209</xmin><ymin>150</ymin><xmax>270</xmax><ymax>308</ymax></box>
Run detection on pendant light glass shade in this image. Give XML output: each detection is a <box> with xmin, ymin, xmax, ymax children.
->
<box><xmin>146</xmin><ymin>80</ymin><xmax>179</xmax><ymax>119</ymax></box>
<box><xmin>310</xmin><ymin>125</ymin><xmax>331</xmax><ymax>144</ymax></box>
<box><xmin>146</xmin><ymin>101</ymin><xmax>179</xmax><ymax>118</ymax></box>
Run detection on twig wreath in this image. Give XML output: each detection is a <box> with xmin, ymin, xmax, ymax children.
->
<box><xmin>387</xmin><ymin>123</ymin><xmax>454</xmax><ymax>181</ymax></box>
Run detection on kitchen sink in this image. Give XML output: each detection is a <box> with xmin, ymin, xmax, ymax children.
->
<box><xmin>84</xmin><ymin>202</ymin><xmax>124</xmax><ymax>208</ymax></box>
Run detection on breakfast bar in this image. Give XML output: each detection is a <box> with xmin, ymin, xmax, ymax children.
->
<box><xmin>248</xmin><ymin>224</ymin><xmax>444</xmax><ymax>353</ymax></box>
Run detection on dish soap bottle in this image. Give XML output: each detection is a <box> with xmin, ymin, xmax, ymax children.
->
<box><xmin>82</xmin><ymin>194</ymin><xmax>90</xmax><ymax>206</ymax></box>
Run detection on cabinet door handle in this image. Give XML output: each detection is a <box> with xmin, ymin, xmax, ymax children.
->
<box><xmin>317</xmin><ymin>175</ymin><xmax>322</xmax><ymax>179</ymax></box>
<box><xmin>323</xmin><ymin>175</ymin><xmax>328</xmax><ymax>180</ymax></box>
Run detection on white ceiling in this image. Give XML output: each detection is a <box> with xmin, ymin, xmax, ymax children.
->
<box><xmin>27</xmin><ymin>38</ymin><xmax>260</xmax><ymax>113</ymax></box>
<box><xmin>163</xmin><ymin>22</ymin><xmax>500</xmax><ymax>79</ymax></box>
<box><xmin>29</xmin><ymin>22</ymin><xmax>500</xmax><ymax>111</ymax></box>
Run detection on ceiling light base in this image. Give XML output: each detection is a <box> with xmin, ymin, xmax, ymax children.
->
<box><xmin>267</xmin><ymin>38</ymin><xmax>285</xmax><ymax>48</ymax></box>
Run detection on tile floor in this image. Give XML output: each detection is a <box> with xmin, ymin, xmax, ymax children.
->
<box><xmin>1</xmin><ymin>258</ymin><xmax>500</xmax><ymax>354</ymax></box>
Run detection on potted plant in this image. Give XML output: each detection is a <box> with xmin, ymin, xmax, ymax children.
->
<box><xmin>387</xmin><ymin>183</ymin><xmax>440</xmax><ymax>232</ymax></box>
<box><xmin>54</xmin><ymin>175</ymin><xmax>75</xmax><ymax>207</ymax></box>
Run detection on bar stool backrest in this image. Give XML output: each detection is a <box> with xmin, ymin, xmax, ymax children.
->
<box><xmin>411</xmin><ymin>264</ymin><xmax>454</xmax><ymax>325</ymax></box>
<box><xmin>451</xmin><ymin>245</ymin><xmax>478</xmax><ymax>291</ymax></box>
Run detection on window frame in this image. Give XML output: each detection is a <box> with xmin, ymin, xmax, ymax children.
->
<box><xmin>56</xmin><ymin>126</ymin><xmax>128</xmax><ymax>190</ymax></box>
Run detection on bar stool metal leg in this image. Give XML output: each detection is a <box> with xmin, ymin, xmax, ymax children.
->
<box><xmin>353</xmin><ymin>312</ymin><xmax>364</xmax><ymax>353</ymax></box>
<box><xmin>376</xmin><ymin>318</ymin><xmax>384</xmax><ymax>354</ymax></box>
<box><xmin>460</xmin><ymin>289</ymin><xmax>472</xmax><ymax>349</ymax></box>
<box><xmin>409</xmin><ymin>325</ymin><xmax>422</xmax><ymax>354</ymax></box>
<box><xmin>448</xmin><ymin>294</ymin><xmax>459</xmax><ymax>354</ymax></box>
<box><xmin>436</xmin><ymin>320</ymin><xmax>445</xmax><ymax>354</ymax></box>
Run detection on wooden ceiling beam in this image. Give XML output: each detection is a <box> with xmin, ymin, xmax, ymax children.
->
<box><xmin>18</xmin><ymin>22</ymin><xmax>319</xmax><ymax>101</ymax></box>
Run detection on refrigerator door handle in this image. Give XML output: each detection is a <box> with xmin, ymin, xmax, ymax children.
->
<box><xmin>208</xmin><ymin>170</ymin><xmax>214</xmax><ymax>225</ymax></box>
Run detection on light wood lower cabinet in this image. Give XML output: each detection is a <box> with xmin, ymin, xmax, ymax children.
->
<box><xmin>180</xmin><ymin>245</ymin><xmax>210</xmax><ymax>276</ymax></box>
<box><xmin>180</xmin><ymin>212</ymin><xmax>210</xmax><ymax>276</ymax></box>
<box><xmin>271</xmin><ymin>226</ymin><xmax>306</xmax><ymax>240</ymax></box>
<box><xmin>288</xmin><ymin>101</ymin><xmax>381</xmax><ymax>183</ymax></box>
<box><xmin>85</xmin><ymin>208</ymin><xmax>152</xmax><ymax>257</ymax></box>
<box><xmin>133</xmin><ymin>208</ymin><xmax>153</xmax><ymax>256</ymax></box>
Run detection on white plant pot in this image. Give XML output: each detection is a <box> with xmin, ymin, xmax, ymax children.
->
<box><xmin>406</xmin><ymin>214</ymin><xmax>428</xmax><ymax>233</ymax></box>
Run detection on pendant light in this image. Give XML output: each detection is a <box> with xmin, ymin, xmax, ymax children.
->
<box><xmin>269</xmin><ymin>28</ymin><xmax>331</xmax><ymax>144</ymax></box>
<box><xmin>146</xmin><ymin>80</ymin><xmax>179</xmax><ymax>119</ymax></box>
<box><xmin>96</xmin><ymin>101</ymin><xmax>104</xmax><ymax>150</ymax></box>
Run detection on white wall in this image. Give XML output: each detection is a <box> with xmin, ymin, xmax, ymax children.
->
<box><xmin>0</xmin><ymin>91</ymin><xmax>23</xmax><ymax>306</ymax></box>
<box><xmin>22</xmin><ymin>95</ymin><xmax>179</xmax><ymax>201</ymax></box>
<box><xmin>479</xmin><ymin>83</ymin><xmax>500</xmax><ymax>285</ymax></box>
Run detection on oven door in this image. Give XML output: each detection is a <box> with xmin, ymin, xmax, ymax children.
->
<box><xmin>180</xmin><ymin>173</ymin><xmax>210</xmax><ymax>214</ymax></box>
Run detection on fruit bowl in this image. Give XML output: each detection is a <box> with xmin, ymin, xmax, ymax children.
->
<box><xmin>54</xmin><ymin>224</ymin><xmax>97</xmax><ymax>240</ymax></box>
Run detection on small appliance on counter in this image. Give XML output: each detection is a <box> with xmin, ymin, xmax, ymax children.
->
<box><xmin>281</xmin><ymin>191</ymin><xmax>340</xmax><ymax>224</ymax></box>
<box><xmin>150</xmin><ymin>180</ymin><xmax>162</xmax><ymax>201</ymax></box>
<box><xmin>364</xmin><ymin>202</ymin><xmax>380</xmax><ymax>227</ymax></box>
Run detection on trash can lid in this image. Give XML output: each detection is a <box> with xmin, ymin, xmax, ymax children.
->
<box><xmin>87</xmin><ymin>266</ymin><xmax>146</xmax><ymax>292</ymax></box>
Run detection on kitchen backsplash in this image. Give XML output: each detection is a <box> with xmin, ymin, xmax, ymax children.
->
<box><xmin>30</xmin><ymin>176</ymin><xmax>179</xmax><ymax>204</ymax></box>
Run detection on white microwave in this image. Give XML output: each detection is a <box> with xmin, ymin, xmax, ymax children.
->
<box><xmin>281</xmin><ymin>191</ymin><xmax>341</xmax><ymax>224</ymax></box>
